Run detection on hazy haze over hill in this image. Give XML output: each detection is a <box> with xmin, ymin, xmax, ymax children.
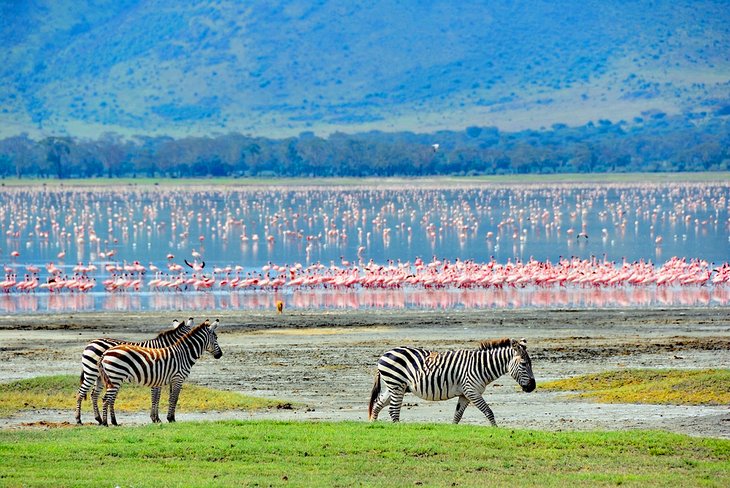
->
<box><xmin>1</xmin><ymin>0</ymin><xmax>729</xmax><ymax>139</ymax></box>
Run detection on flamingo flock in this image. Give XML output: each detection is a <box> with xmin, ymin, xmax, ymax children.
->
<box><xmin>0</xmin><ymin>255</ymin><xmax>728</xmax><ymax>295</ymax></box>
<box><xmin>0</xmin><ymin>182</ymin><xmax>727</xmax><ymax>311</ymax></box>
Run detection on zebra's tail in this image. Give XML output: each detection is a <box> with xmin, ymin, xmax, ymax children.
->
<box><xmin>368</xmin><ymin>371</ymin><xmax>381</xmax><ymax>420</ymax></box>
<box><xmin>98</xmin><ymin>362</ymin><xmax>112</xmax><ymax>391</ymax></box>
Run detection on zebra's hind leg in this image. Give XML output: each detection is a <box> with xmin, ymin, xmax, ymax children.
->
<box><xmin>109</xmin><ymin>393</ymin><xmax>119</xmax><ymax>426</ymax></box>
<box><xmin>150</xmin><ymin>387</ymin><xmax>162</xmax><ymax>423</ymax></box>
<box><xmin>387</xmin><ymin>385</ymin><xmax>406</xmax><ymax>422</ymax></box>
<box><xmin>101</xmin><ymin>390</ymin><xmax>110</xmax><ymax>426</ymax></box>
<box><xmin>91</xmin><ymin>378</ymin><xmax>104</xmax><ymax>424</ymax></box>
<box><xmin>453</xmin><ymin>395</ymin><xmax>469</xmax><ymax>424</ymax></box>
<box><xmin>101</xmin><ymin>388</ymin><xmax>119</xmax><ymax>426</ymax></box>
<box><xmin>464</xmin><ymin>390</ymin><xmax>497</xmax><ymax>426</ymax></box>
<box><xmin>75</xmin><ymin>372</ymin><xmax>95</xmax><ymax>425</ymax></box>
<box><xmin>370</xmin><ymin>391</ymin><xmax>391</xmax><ymax>421</ymax></box>
<box><xmin>167</xmin><ymin>378</ymin><xmax>184</xmax><ymax>423</ymax></box>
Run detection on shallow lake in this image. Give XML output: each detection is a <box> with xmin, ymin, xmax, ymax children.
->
<box><xmin>1</xmin><ymin>181</ymin><xmax>728</xmax><ymax>312</ymax></box>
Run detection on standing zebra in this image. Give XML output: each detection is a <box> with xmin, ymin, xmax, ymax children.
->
<box><xmin>368</xmin><ymin>338</ymin><xmax>535</xmax><ymax>426</ymax></box>
<box><xmin>99</xmin><ymin>318</ymin><xmax>223</xmax><ymax>426</ymax></box>
<box><xmin>75</xmin><ymin>317</ymin><xmax>197</xmax><ymax>425</ymax></box>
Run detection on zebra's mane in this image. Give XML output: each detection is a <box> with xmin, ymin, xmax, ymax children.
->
<box><xmin>154</xmin><ymin>321</ymin><xmax>185</xmax><ymax>339</ymax></box>
<box><xmin>178</xmin><ymin>321</ymin><xmax>211</xmax><ymax>340</ymax></box>
<box><xmin>477</xmin><ymin>338</ymin><xmax>512</xmax><ymax>350</ymax></box>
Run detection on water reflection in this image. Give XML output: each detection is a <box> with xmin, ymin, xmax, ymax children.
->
<box><xmin>0</xmin><ymin>287</ymin><xmax>726</xmax><ymax>314</ymax></box>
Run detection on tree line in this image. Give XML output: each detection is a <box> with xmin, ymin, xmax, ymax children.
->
<box><xmin>1</xmin><ymin>113</ymin><xmax>728</xmax><ymax>179</ymax></box>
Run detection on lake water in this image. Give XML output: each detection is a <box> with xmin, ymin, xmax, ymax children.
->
<box><xmin>1</xmin><ymin>181</ymin><xmax>728</xmax><ymax>313</ymax></box>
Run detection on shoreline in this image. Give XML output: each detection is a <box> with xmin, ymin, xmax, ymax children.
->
<box><xmin>2</xmin><ymin>306</ymin><xmax>729</xmax><ymax>332</ymax></box>
<box><xmin>1</xmin><ymin>307</ymin><xmax>728</xmax><ymax>438</ymax></box>
<box><xmin>2</xmin><ymin>172</ymin><xmax>729</xmax><ymax>188</ymax></box>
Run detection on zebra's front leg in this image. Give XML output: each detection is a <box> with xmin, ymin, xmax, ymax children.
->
<box><xmin>387</xmin><ymin>385</ymin><xmax>406</xmax><ymax>422</ymax></box>
<box><xmin>370</xmin><ymin>391</ymin><xmax>391</xmax><ymax>421</ymax></box>
<box><xmin>453</xmin><ymin>395</ymin><xmax>470</xmax><ymax>424</ymax></box>
<box><xmin>150</xmin><ymin>387</ymin><xmax>162</xmax><ymax>423</ymax></box>
<box><xmin>167</xmin><ymin>379</ymin><xmax>184</xmax><ymax>423</ymax></box>
<box><xmin>464</xmin><ymin>389</ymin><xmax>497</xmax><ymax>426</ymax></box>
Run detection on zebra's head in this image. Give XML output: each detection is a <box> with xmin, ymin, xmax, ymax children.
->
<box><xmin>508</xmin><ymin>338</ymin><xmax>535</xmax><ymax>392</ymax></box>
<box><xmin>174</xmin><ymin>317</ymin><xmax>195</xmax><ymax>333</ymax></box>
<box><xmin>204</xmin><ymin>319</ymin><xmax>223</xmax><ymax>359</ymax></box>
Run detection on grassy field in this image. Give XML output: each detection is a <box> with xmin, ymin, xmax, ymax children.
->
<box><xmin>540</xmin><ymin>369</ymin><xmax>730</xmax><ymax>406</ymax></box>
<box><xmin>0</xmin><ymin>372</ymin><xmax>728</xmax><ymax>486</ymax></box>
<box><xmin>1</xmin><ymin>172</ymin><xmax>729</xmax><ymax>187</ymax></box>
<box><xmin>0</xmin><ymin>421</ymin><xmax>727</xmax><ymax>487</ymax></box>
<box><xmin>0</xmin><ymin>376</ymin><xmax>290</xmax><ymax>417</ymax></box>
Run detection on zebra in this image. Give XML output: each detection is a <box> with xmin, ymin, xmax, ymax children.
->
<box><xmin>75</xmin><ymin>317</ymin><xmax>197</xmax><ymax>425</ymax></box>
<box><xmin>99</xmin><ymin>318</ymin><xmax>223</xmax><ymax>426</ymax></box>
<box><xmin>368</xmin><ymin>338</ymin><xmax>535</xmax><ymax>426</ymax></box>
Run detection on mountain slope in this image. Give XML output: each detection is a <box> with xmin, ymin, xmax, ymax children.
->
<box><xmin>1</xmin><ymin>0</ymin><xmax>729</xmax><ymax>139</ymax></box>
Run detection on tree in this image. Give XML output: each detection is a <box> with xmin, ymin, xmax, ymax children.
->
<box><xmin>2</xmin><ymin>134</ymin><xmax>36</xmax><ymax>178</ymax></box>
<box><xmin>41</xmin><ymin>136</ymin><xmax>72</xmax><ymax>179</ymax></box>
<box><xmin>95</xmin><ymin>132</ymin><xmax>127</xmax><ymax>177</ymax></box>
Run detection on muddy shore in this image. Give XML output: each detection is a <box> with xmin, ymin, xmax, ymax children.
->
<box><xmin>1</xmin><ymin>307</ymin><xmax>728</xmax><ymax>438</ymax></box>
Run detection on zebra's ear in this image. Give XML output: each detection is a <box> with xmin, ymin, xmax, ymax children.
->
<box><xmin>519</xmin><ymin>338</ymin><xmax>528</xmax><ymax>347</ymax></box>
<box><xmin>210</xmin><ymin>319</ymin><xmax>219</xmax><ymax>331</ymax></box>
<box><xmin>172</xmin><ymin>319</ymin><xmax>180</xmax><ymax>328</ymax></box>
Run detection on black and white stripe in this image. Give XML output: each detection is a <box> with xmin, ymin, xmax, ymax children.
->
<box><xmin>368</xmin><ymin>338</ymin><xmax>535</xmax><ymax>425</ymax></box>
<box><xmin>75</xmin><ymin>317</ymin><xmax>196</xmax><ymax>425</ymax></box>
<box><xmin>99</xmin><ymin>319</ymin><xmax>223</xmax><ymax>426</ymax></box>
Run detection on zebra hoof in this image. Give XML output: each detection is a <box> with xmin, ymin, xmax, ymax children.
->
<box><xmin>167</xmin><ymin>417</ymin><xmax>176</xmax><ymax>423</ymax></box>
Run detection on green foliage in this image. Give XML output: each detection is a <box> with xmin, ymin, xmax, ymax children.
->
<box><xmin>0</xmin><ymin>421</ymin><xmax>727</xmax><ymax>487</ymax></box>
<box><xmin>1</xmin><ymin>114</ymin><xmax>729</xmax><ymax>178</ymax></box>
<box><xmin>541</xmin><ymin>369</ymin><xmax>730</xmax><ymax>405</ymax></box>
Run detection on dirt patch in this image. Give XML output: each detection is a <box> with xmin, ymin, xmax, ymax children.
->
<box><xmin>18</xmin><ymin>420</ymin><xmax>75</xmax><ymax>429</ymax></box>
<box><xmin>0</xmin><ymin>308</ymin><xmax>728</xmax><ymax>438</ymax></box>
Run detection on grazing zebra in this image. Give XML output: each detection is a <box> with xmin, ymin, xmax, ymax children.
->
<box><xmin>99</xmin><ymin>318</ymin><xmax>223</xmax><ymax>426</ymax></box>
<box><xmin>75</xmin><ymin>317</ymin><xmax>196</xmax><ymax>425</ymax></box>
<box><xmin>368</xmin><ymin>338</ymin><xmax>535</xmax><ymax>426</ymax></box>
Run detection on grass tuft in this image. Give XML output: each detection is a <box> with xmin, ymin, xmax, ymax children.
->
<box><xmin>540</xmin><ymin>369</ymin><xmax>730</xmax><ymax>405</ymax></box>
<box><xmin>0</xmin><ymin>375</ymin><xmax>291</xmax><ymax>416</ymax></box>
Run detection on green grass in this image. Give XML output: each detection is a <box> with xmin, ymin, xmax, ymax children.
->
<box><xmin>2</xmin><ymin>171</ymin><xmax>728</xmax><ymax>187</ymax></box>
<box><xmin>540</xmin><ymin>369</ymin><xmax>730</xmax><ymax>405</ymax></box>
<box><xmin>0</xmin><ymin>421</ymin><xmax>727</xmax><ymax>487</ymax></box>
<box><xmin>0</xmin><ymin>375</ymin><xmax>290</xmax><ymax>417</ymax></box>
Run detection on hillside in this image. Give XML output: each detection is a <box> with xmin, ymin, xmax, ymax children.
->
<box><xmin>1</xmin><ymin>0</ymin><xmax>729</xmax><ymax>139</ymax></box>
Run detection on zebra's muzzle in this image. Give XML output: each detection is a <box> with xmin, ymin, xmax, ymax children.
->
<box><xmin>213</xmin><ymin>351</ymin><xmax>223</xmax><ymax>359</ymax></box>
<box><xmin>522</xmin><ymin>378</ymin><xmax>536</xmax><ymax>392</ymax></box>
